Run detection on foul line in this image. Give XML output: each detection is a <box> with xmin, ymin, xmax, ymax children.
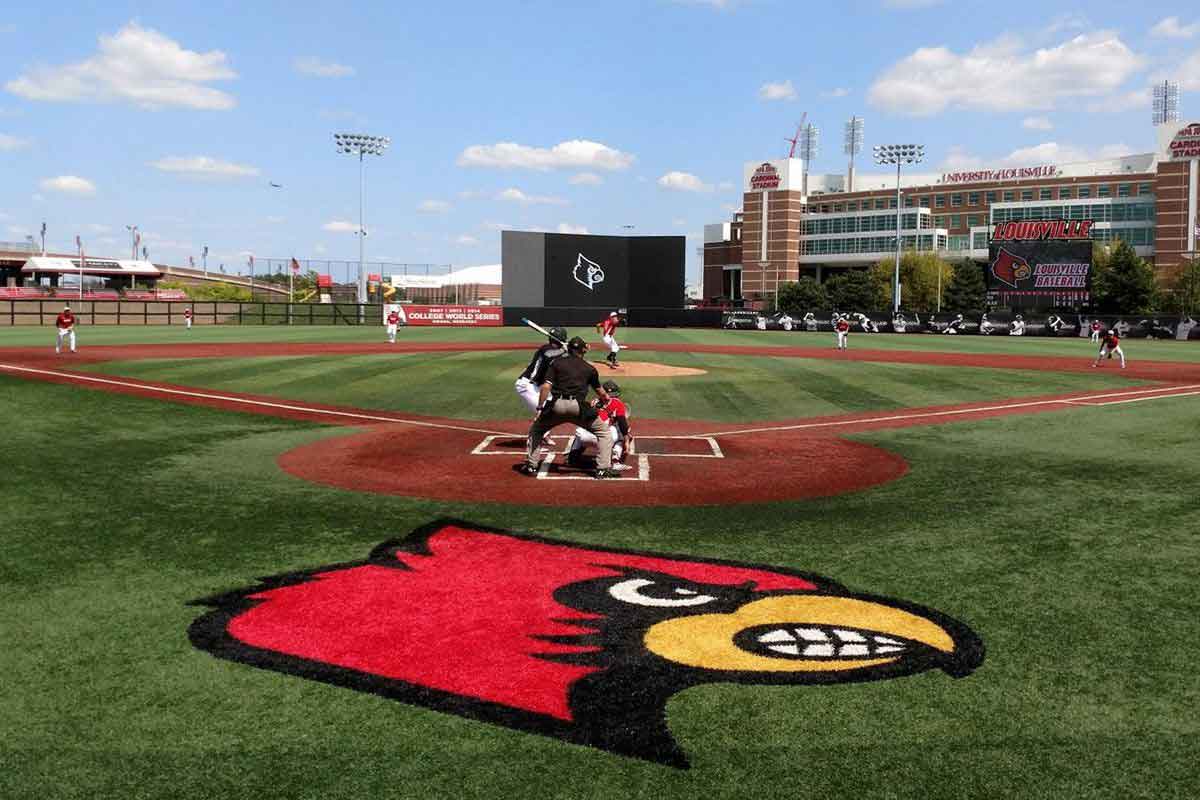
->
<box><xmin>0</xmin><ymin>363</ymin><xmax>512</xmax><ymax>437</ymax></box>
<box><xmin>688</xmin><ymin>383</ymin><xmax>1200</xmax><ymax>438</ymax></box>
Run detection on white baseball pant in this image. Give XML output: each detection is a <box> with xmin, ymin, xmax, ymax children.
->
<box><xmin>56</xmin><ymin>328</ymin><xmax>76</xmax><ymax>353</ymax></box>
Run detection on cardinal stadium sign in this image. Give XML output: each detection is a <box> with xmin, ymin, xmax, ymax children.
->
<box><xmin>1168</xmin><ymin>123</ymin><xmax>1200</xmax><ymax>161</ymax></box>
<box><xmin>749</xmin><ymin>162</ymin><xmax>781</xmax><ymax>190</ymax></box>
<box><xmin>991</xmin><ymin>219</ymin><xmax>1093</xmax><ymax>241</ymax></box>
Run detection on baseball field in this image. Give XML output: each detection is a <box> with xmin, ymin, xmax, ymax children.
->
<box><xmin>2</xmin><ymin>324</ymin><xmax>1198</xmax><ymax>800</ymax></box>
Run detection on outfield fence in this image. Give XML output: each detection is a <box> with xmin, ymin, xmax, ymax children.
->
<box><xmin>0</xmin><ymin>300</ymin><xmax>382</xmax><ymax>326</ymax></box>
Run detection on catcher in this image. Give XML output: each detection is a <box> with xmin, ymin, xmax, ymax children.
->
<box><xmin>566</xmin><ymin>380</ymin><xmax>633</xmax><ymax>472</ymax></box>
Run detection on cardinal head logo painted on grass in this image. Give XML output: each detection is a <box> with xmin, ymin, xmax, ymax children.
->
<box><xmin>573</xmin><ymin>253</ymin><xmax>605</xmax><ymax>291</ymax></box>
<box><xmin>990</xmin><ymin>247</ymin><xmax>1032</xmax><ymax>289</ymax></box>
<box><xmin>188</xmin><ymin>520</ymin><xmax>984</xmax><ymax>768</ymax></box>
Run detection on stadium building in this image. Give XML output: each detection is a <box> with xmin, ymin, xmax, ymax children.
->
<box><xmin>704</xmin><ymin>120</ymin><xmax>1200</xmax><ymax>307</ymax></box>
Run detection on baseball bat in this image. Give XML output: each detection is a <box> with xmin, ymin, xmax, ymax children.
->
<box><xmin>521</xmin><ymin>317</ymin><xmax>566</xmax><ymax>345</ymax></box>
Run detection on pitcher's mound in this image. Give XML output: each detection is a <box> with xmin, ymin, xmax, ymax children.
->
<box><xmin>589</xmin><ymin>361</ymin><xmax>707</xmax><ymax>377</ymax></box>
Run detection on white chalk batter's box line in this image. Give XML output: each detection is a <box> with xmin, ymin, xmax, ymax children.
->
<box><xmin>471</xmin><ymin>434</ymin><xmax>724</xmax><ymax>482</ymax></box>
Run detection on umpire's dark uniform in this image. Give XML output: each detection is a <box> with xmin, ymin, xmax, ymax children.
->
<box><xmin>523</xmin><ymin>337</ymin><xmax>614</xmax><ymax>476</ymax></box>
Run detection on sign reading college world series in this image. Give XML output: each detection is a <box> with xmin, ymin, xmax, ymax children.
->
<box><xmin>402</xmin><ymin>305</ymin><xmax>502</xmax><ymax>326</ymax></box>
<box><xmin>1168</xmin><ymin>123</ymin><xmax>1200</xmax><ymax>160</ymax></box>
<box><xmin>987</xmin><ymin>219</ymin><xmax>1094</xmax><ymax>310</ymax></box>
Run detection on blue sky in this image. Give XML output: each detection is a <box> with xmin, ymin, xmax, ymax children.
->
<box><xmin>2</xmin><ymin>0</ymin><xmax>1198</xmax><ymax>283</ymax></box>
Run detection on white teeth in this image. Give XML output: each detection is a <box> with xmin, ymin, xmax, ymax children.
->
<box><xmin>876</xmin><ymin>646</ymin><xmax>904</xmax><ymax>654</ymax></box>
<box><xmin>803</xmin><ymin>643</ymin><xmax>836</xmax><ymax>657</ymax></box>
<box><xmin>795</xmin><ymin>628</ymin><xmax>829</xmax><ymax>642</ymax></box>
<box><xmin>839</xmin><ymin>644</ymin><xmax>870</xmax><ymax>657</ymax></box>
<box><xmin>874</xmin><ymin>636</ymin><xmax>903</xmax><ymax>646</ymax></box>
<box><xmin>767</xmin><ymin>644</ymin><xmax>800</xmax><ymax>656</ymax></box>
<box><xmin>757</xmin><ymin>629</ymin><xmax>796</xmax><ymax>644</ymax></box>
<box><xmin>833</xmin><ymin>629</ymin><xmax>866</xmax><ymax>642</ymax></box>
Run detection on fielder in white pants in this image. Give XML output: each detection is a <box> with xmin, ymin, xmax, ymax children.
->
<box><xmin>56</xmin><ymin>327</ymin><xmax>76</xmax><ymax>353</ymax></box>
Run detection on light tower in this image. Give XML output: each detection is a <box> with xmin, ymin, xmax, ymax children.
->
<box><xmin>334</xmin><ymin>133</ymin><xmax>391</xmax><ymax>305</ymax></box>
<box><xmin>872</xmin><ymin>143</ymin><xmax>925</xmax><ymax>314</ymax></box>
<box><xmin>844</xmin><ymin>116</ymin><xmax>864</xmax><ymax>193</ymax></box>
<box><xmin>798</xmin><ymin>122</ymin><xmax>819</xmax><ymax>197</ymax></box>
<box><xmin>1152</xmin><ymin>80</ymin><xmax>1179</xmax><ymax>127</ymax></box>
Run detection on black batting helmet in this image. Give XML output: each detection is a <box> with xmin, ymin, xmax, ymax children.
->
<box><xmin>601</xmin><ymin>380</ymin><xmax>621</xmax><ymax>396</ymax></box>
<box><xmin>568</xmin><ymin>336</ymin><xmax>588</xmax><ymax>354</ymax></box>
<box><xmin>549</xmin><ymin>326</ymin><xmax>567</xmax><ymax>343</ymax></box>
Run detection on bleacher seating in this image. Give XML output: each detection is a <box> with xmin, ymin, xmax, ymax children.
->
<box><xmin>53</xmin><ymin>289</ymin><xmax>120</xmax><ymax>300</ymax></box>
<box><xmin>122</xmin><ymin>291</ymin><xmax>158</xmax><ymax>300</ymax></box>
<box><xmin>0</xmin><ymin>287</ymin><xmax>50</xmax><ymax>299</ymax></box>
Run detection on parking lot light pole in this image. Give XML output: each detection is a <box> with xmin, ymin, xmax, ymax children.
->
<box><xmin>872</xmin><ymin>144</ymin><xmax>924</xmax><ymax>314</ymax></box>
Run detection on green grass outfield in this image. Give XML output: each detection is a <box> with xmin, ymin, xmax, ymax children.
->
<box><xmin>2</xmin><ymin>325</ymin><xmax>1198</xmax><ymax>800</ymax></box>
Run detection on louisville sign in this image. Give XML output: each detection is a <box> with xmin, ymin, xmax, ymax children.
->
<box><xmin>940</xmin><ymin>164</ymin><xmax>1058</xmax><ymax>184</ymax></box>
<box><xmin>398</xmin><ymin>305</ymin><xmax>502</xmax><ymax>326</ymax></box>
<box><xmin>189</xmin><ymin>520</ymin><xmax>984</xmax><ymax>768</ymax></box>
<box><xmin>991</xmin><ymin>220</ymin><xmax>1092</xmax><ymax>241</ymax></box>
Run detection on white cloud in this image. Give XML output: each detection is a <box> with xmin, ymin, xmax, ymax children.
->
<box><xmin>945</xmin><ymin>141</ymin><xmax>1135</xmax><ymax>169</ymax></box>
<box><xmin>458</xmin><ymin>139</ymin><xmax>634</xmax><ymax>171</ymax></box>
<box><xmin>6</xmin><ymin>22</ymin><xmax>236</xmax><ymax>110</ymax></box>
<box><xmin>940</xmin><ymin>145</ymin><xmax>984</xmax><ymax>171</ymax></box>
<box><xmin>868</xmin><ymin>32</ymin><xmax>1143</xmax><ymax>115</ymax></box>
<box><xmin>497</xmin><ymin>188</ymin><xmax>567</xmax><ymax>205</ymax></box>
<box><xmin>417</xmin><ymin>199</ymin><xmax>451</xmax><ymax>213</ymax></box>
<box><xmin>568</xmin><ymin>172</ymin><xmax>603</xmax><ymax>185</ymax></box>
<box><xmin>293</xmin><ymin>57</ymin><xmax>354</xmax><ymax>77</ymax></box>
<box><xmin>1177</xmin><ymin>51</ymin><xmax>1200</xmax><ymax>91</ymax></box>
<box><xmin>1151</xmin><ymin>17</ymin><xmax>1199</xmax><ymax>39</ymax></box>
<box><xmin>657</xmin><ymin>171</ymin><xmax>712</xmax><ymax>192</ymax></box>
<box><xmin>1085</xmin><ymin>87</ymin><xmax>1150</xmax><ymax>112</ymax></box>
<box><xmin>0</xmin><ymin>133</ymin><xmax>31</xmax><ymax>150</ymax></box>
<box><xmin>40</xmin><ymin>175</ymin><xmax>96</xmax><ymax>195</ymax></box>
<box><xmin>322</xmin><ymin>220</ymin><xmax>359</xmax><ymax>233</ymax></box>
<box><xmin>455</xmin><ymin>234</ymin><xmax>480</xmax><ymax>246</ymax></box>
<box><xmin>148</xmin><ymin>155</ymin><xmax>260</xmax><ymax>179</ymax></box>
<box><xmin>821</xmin><ymin>87</ymin><xmax>851</xmax><ymax>98</ymax></box>
<box><xmin>1021</xmin><ymin>116</ymin><xmax>1053</xmax><ymax>130</ymax></box>
<box><xmin>758</xmin><ymin>80</ymin><xmax>796</xmax><ymax>101</ymax></box>
<box><xmin>556</xmin><ymin>223</ymin><xmax>589</xmax><ymax>234</ymax></box>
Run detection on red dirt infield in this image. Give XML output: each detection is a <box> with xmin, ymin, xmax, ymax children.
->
<box><xmin>3</xmin><ymin>340</ymin><xmax>1198</xmax><ymax>506</ymax></box>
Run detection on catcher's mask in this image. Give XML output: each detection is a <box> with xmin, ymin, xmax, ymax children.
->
<box><xmin>602</xmin><ymin>380</ymin><xmax>621</xmax><ymax>396</ymax></box>
<box><xmin>568</xmin><ymin>336</ymin><xmax>589</xmax><ymax>355</ymax></box>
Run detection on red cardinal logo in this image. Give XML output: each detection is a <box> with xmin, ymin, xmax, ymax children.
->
<box><xmin>990</xmin><ymin>248</ymin><xmax>1032</xmax><ymax>289</ymax></box>
<box><xmin>189</xmin><ymin>520</ymin><xmax>984</xmax><ymax>767</ymax></box>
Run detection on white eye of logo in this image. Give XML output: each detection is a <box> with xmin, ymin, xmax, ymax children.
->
<box><xmin>608</xmin><ymin>578</ymin><xmax>717</xmax><ymax>608</ymax></box>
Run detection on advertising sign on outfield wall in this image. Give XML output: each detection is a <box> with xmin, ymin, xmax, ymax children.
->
<box><xmin>399</xmin><ymin>305</ymin><xmax>503</xmax><ymax>326</ymax></box>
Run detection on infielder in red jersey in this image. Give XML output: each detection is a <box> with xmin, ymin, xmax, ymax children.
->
<box><xmin>54</xmin><ymin>306</ymin><xmax>77</xmax><ymax>354</ymax></box>
<box><xmin>567</xmin><ymin>380</ymin><xmax>633</xmax><ymax>471</ymax></box>
<box><xmin>834</xmin><ymin>315</ymin><xmax>850</xmax><ymax>350</ymax></box>
<box><xmin>385</xmin><ymin>308</ymin><xmax>402</xmax><ymax>343</ymax></box>
<box><xmin>596</xmin><ymin>311</ymin><xmax>621</xmax><ymax>368</ymax></box>
<box><xmin>1092</xmin><ymin>330</ymin><xmax>1126</xmax><ymax>369</ymax></box>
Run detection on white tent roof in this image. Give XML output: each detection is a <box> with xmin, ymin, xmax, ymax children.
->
<box><xmin>443</xmin><ymin>263</ymin><xmax>500</xmax><ymax>285</ymax></box>
<box><xmin>22</xmin><ymin>256</ymin><xmax>161</xmax><ymax>276</ymax></box>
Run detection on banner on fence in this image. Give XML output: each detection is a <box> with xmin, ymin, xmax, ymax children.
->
<box><xmin>399</xmin><ymin>304</ymin><xmax>503</xmax><ymax>326</ymax></box>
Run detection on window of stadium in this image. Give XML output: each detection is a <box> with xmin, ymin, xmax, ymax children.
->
<box><xmin>1098</xmin><ymin>185</ymin><xmax>1111</xmax><ymax>197</ymax></box>
<box><xmin>985</xmin><ymin>191</ymin><xmax>997</xmax><ymax>204</ymax></box>
<box><xmin>951</xmin><ymin>193</ymin><xmax>962</xmax><ymax>207</ymax></box>
<box><xmin>1039</xmin><ymin>188</ymin><xmax>1052</xmax><ymax>200</ymax></box>
<box><xmin>1078</xmin><ymin>186</ymin><xmax>1091</xmax><ymax>198</ymax></box>
<box><xmin>1117</xmin><ymin>184</ymin><xmax>1131</xmax><ymax>197</ymax></box>
<box><xmin>1003</xmin><ymin>191</ymin><xmax>1014</xmax><ymax>202</ymax></box>
<box><xmin>968</xmin><ymin>192</ymin><xmax>980</xmax><ymax>205</ymax></box>
<box><xmin>1021</xmin><ymin>189</ymin><xmax>1033</xmax><ymax>201</ymax></box>
<box><xmin>935</xmin><ymin>195</ymin><xmax>945</xmax><ymax>207</ymax></box>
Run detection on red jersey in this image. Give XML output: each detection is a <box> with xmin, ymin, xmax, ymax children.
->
<box><xmin>1103</xmin><ymin>334</ymin><xmax>1120</xmax><ymax>349</ymax></box>
<box><xmin>1091</xmin><ymin>321</ymin><xmax>1101</xmax><ymax>332</ymax></box>
<box><xmin>184</xmin><ymin>309</ymin><xmax>193</xmax><ymax>319</ymax></box>
<box><xmin>387</xmin><ymin>311</ymin><xmax>400</xmax><ymax>325</ymax></box>
<box><xmin>835</xmin><ymin>319</ymin><xmax>849</xmax><ymax>333</ymax></box>
<box><xmin>56</xmin><ymin>312</ymin><xmax>76</xmax><ymax>330</ymax></box>
<box><xmin>599</xmin><ymin>316</ymin><xmax>619</xmax><ymax>336</ymax></box>
<box><xmin>599</xmin><ymin>397</ymin><xmax>628</xmax><ymax>424</ymax></box>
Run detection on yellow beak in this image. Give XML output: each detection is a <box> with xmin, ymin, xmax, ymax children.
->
<box><xmin>644</xmin><ymin>594</ymin><xmax>966</xmax><ymax>674</ymax></box>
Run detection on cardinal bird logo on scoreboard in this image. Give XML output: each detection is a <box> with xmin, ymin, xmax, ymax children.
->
<box><xmin>189</xmin><ymin>520</ymin><xmax>985</xmax><ymax>768</ymax></box>
<box><xmin>573</xmin><ymin>253</ymin><xmax>606</xmax><ymax>291</ymax></box>
<box><xmin>990</xmin><ymin>248</ymin><xmax>1032</xmax><ymax>289</ymax></box>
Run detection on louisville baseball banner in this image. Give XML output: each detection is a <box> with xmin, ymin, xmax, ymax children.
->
<box><xmin>399</xmin><ymin>305</ymin><xmax>503</xmax><ymax>326</ymax></box>
<box><xmin>987</xmin><ymin>219</ymin><xmax>1093</xmax><ymax>309</ymax></box>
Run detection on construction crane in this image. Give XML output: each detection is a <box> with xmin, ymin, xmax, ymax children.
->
<box><xmin>785</xmin><ymin>112</ymin><xmax>808</xmax><ymax>158</ymax></box>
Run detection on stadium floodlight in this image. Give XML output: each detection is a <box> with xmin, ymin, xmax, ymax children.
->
<box><xmin>334</xmin><ymin>133</ymin><xmax>391</xmax><ymax>305</ymax></box>
<box><xmin>798</xmin><ymin>123</ymin><xmax>819</xmax><ymax>196</ymax></box>
<box><xmin>873</xmin><ymin>143</ymin><xmax>925</xmax><ymax>314</ymax></box>
<box><xmin>844</xmin><ymin>116</ymin><xmax>864</xmax><ymax>192</ymax></box>
<box><xmin>1152</xmin><ymin>80</ymin><xmax>1180</xmax><ymax>127</ymax></box>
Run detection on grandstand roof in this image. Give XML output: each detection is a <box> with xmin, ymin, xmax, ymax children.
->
<box><xmin>22</xmin><ymin>256</ymin><xmax>162</xmax><ymax>276</ymax></box>
<box><xmin>444</xmin><ymin>263</ymin><xmax>500</xmax><ymax>285</ymax></box>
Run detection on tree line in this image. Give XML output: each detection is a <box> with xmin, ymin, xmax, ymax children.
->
<box><xmin>773</xmin><ymin>242</ymin><xmax>1200</xmax><ymax>315</ymax></box>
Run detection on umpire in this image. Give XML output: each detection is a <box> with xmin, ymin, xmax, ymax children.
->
<box><xmin>519</xmin><ymin>336</ymin><xmax>617</xmax><ymax>479</ymax></box>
